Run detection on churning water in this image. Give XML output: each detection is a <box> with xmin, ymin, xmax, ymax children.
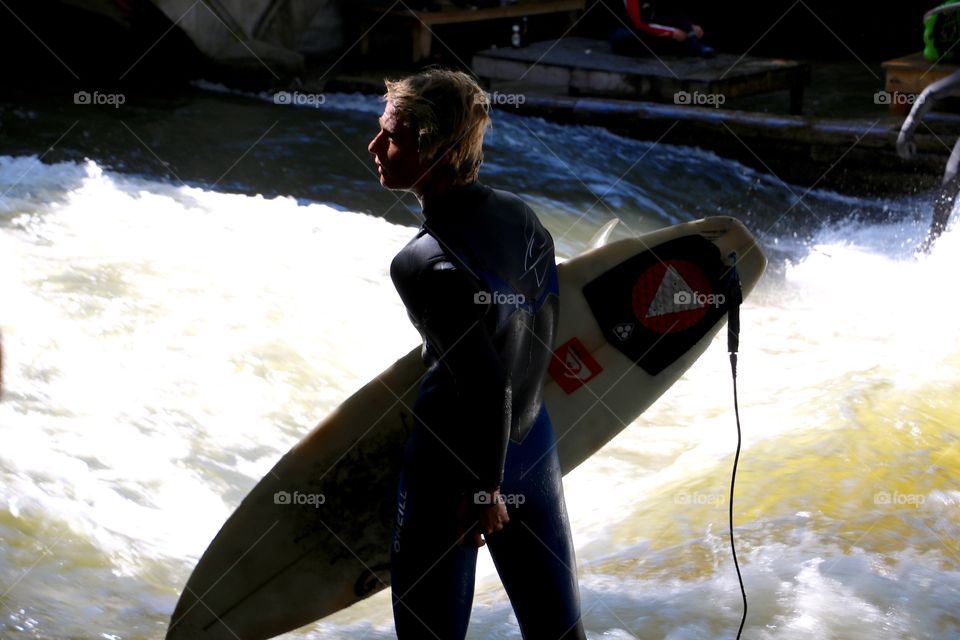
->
<box><xmin>0</xmin><ymin>90</ymin><xmax>957</xmax><ymax>639</ymax></box>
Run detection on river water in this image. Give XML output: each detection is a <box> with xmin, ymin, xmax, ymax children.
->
<box><xmin>0</xmin><ymin>88</ymin><xmax>957</xmax><ymax>639</ymax></box>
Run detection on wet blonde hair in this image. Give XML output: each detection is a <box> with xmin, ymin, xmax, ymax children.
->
<box><xmin>384</xmin><ymin>68</ymin><xmax>491</xmax><ymax>186</ymax></box>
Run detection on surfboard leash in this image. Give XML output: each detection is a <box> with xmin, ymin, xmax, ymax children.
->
<box><xmin>726</xmin><ymin>251</ymin><xmax>748</xmax><ymax>640</ymax></box>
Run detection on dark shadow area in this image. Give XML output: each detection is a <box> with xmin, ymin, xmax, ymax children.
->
<box><xmin>0</xmin><ymin>0</ymin><xmax>209</xmax><ymax>94</ymax></box>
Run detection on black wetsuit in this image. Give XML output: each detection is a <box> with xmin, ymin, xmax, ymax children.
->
<box><xmin>390</xmin><ymin>181</ymin><xmax>586</xmax><ymax>639</ymax></box>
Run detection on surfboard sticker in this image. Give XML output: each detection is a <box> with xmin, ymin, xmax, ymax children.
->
<box><xmin>549</xmin><ymin>337</ymin><xmax>603</xmax><ymax>394</ymax></box>
<box><xmin>583</xmin><ymin>235</ymin><xmax>729</xmax><ymax>376</ymax></box>
<box><xmin>637</xmin><ymin>259</ymin><xmax>715</xmax><ymax>333</ymax></box>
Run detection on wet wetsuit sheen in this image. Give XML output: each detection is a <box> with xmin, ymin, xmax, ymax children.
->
<box><xmin>390</xmin><ymin>181</ymin><xmax>586</xmax><ymax>640</ymax></box>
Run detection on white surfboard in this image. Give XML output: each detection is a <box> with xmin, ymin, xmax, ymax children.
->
<box><xmin>166</xmin><ymin>216</ymin><xmax>766</xmax><ymax>639</ymax></box>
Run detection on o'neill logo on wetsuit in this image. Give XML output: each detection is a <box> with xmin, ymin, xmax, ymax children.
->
<box><xmin>549</xmin><ymin>337</ymin><xmax>603</xmax><ymax>394</ymax></box>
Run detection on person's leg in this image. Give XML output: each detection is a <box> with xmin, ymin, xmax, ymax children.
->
<box><xmin>391</xmin><ymin>418</ymin><xmax>478</xmax><ymax>640</ymax></box>
<box><xmin>919</xmin><ymin>138</ymin><xmax>960</xmax><ymax>253</ymax></box>
<box><xmin>653</xmin><ymin>13</ymin><xmax>713</xmax><ymax>57</ymax></box>
<box><xmin>657</xmin><ymin>13</ymin><xmax>694</xmax><ymax>33</ymax></box>
<box><xmin>609</xmin><ymin>26</ymin><xmax>650</xmax><ymax>57</ymax></box>
<box><xmin>684</xmin><ymin>33</ymin><xmax>714</xmax><ymax>57</ymax></box>
<box><xmin>487</xmin><ymin>409</ymin><xmax>587</xmax><ymax>640</ymax></box>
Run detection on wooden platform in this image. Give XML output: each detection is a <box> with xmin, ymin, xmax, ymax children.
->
<box><xmin>472</xmin><ymin>37</ymin><xmax>811</xmax><ymax>114</ymax></box>
<box><xmin>882</xmin><ymin>52</ymin><xmax>960</xmax><ymax>115</ymax></box>
<box><xmin>357</xmin><ymin>0</ymin><xmax>584</xmax><ymax>63</ymax></box>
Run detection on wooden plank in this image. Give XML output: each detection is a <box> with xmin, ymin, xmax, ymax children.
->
<box><xmin>473</xmin><ymin>56</ymin><xmax>573</xmax><ymax>88</ymax></box>
<box><xmin>473</xmin><ymin>37</ymin><xmax>810</xmax><ymax>112</ymax></box>
<box><xmin>882</xmin><ymin>52</ymin><xmax>959</xmax><ymax>115</ymax></box>
<box><xmin>376</xmin><ymin>0</ymin><xmax>585</xmax><ymax>25</ymax></box>
<box><xmin>476</xmin><ymin>38</ymin><xmax>801</xmax><ymax>80</ymax></box>
<box><xmin>358</xmin><ymin>0</ymin><xmax>584</xmax><ymax>63</ymax></box>
<box><xmin>882</xmin><ymin>52</ymin><xmax>959</xmax><ymax>94</ymax></box>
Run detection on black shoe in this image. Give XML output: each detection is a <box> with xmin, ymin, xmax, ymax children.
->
<box><xmin>686</xmin><ymin>34</ymin><xmax>714</xmax><ymax>58</ymax></box>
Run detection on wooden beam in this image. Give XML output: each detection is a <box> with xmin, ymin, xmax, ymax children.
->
<box><xmin>382</xmin><ymin>0</ymin><xmax>585</xmax><ymax>26</ymax></box>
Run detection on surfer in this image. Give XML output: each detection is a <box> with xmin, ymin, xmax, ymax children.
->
<box><xmin>369</xmin><ymin>68</ymin><xmax>587</xmax><ymax>640</ymax></box>
<box><xmin>897</xmin><ymin>69</ymin><xmax>960</xmax><ymax>253</ymax></box>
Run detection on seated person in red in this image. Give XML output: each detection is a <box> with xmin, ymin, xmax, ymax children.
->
<box><xmin>610</xmin><ymin>1</ymin><xmax>714</xmax><ymax>58</ymax></box>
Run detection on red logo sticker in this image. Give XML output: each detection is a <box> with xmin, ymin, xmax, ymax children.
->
<box><xmin>631</xmin><ymin>260</ymin><xmax>715</xmax><ymax>333</ymax></box>
<box><xmin>549</xmin><ymin>337</ymin><xmax>603</xmax><ymax>394</ymax></box>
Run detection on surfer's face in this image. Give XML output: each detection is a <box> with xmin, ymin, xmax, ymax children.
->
<box><xmin>369</xmin><ymin>101</ymin><xmax>430</xmax><ymax>193</ymax></box>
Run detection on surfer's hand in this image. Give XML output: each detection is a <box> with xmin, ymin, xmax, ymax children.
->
<box><xmin>897</xmin><ymin>131</ymin><xmax>917</xmax><ymax>161</ymax></box>
<box><xmin>456</xmin><ymin>488</ymin><xmax>510</xmax><ymax>547</ymax></box>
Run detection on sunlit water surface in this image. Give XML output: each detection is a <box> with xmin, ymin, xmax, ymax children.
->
<box><xmin>0</xmin><ymin>90</ymin><xmax>958</xmax><ymax>639</ymax></box>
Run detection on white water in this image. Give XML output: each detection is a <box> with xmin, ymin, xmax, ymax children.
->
<box><xmin>1</xmin><ymin>155</ymin><xmax>958</xmax><ymax>639</ymax></box>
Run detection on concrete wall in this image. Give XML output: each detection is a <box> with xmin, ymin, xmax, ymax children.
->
<box><xmin>299</xmin><ymin>0</ymin><xmax>345</xmax><ymax>58</ymax></box>
<box><xmin>150</xmin><ymin>0</ymin><xmax>331</xmax><ymax>74</ymax></box>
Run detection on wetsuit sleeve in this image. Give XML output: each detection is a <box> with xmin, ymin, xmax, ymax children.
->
<box><xmin>419</xmin><ymin>263</ymin><xmax>510</xmax><ymax>490</ymax></box>
<box><xmin>900</xmin><ymin>70</ymin><xmax>960</xmax><ymax>149</ymax></box>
